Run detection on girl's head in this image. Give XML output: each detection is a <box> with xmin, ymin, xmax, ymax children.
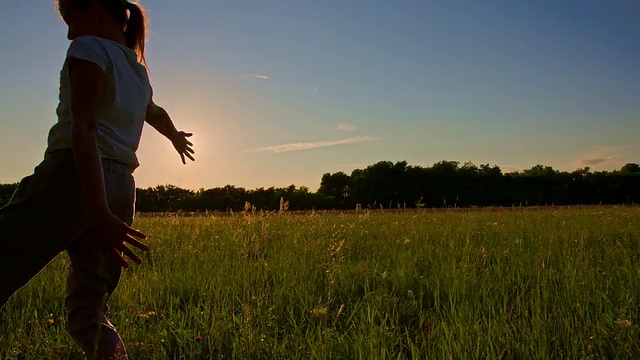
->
<box><xmin>58</xmin><ymin>0</ymin><xmax>147</xmax><ymax>64</ymax></box>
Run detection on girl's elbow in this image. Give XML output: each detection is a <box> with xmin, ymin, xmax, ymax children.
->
<box><xmin>71</xmin><ymin>118</ymin><xmax>98</xmax><ymax>133</ymax></box>
<box><xmin>71</xmin><ymin>123</ymin><xmax>98</xmax><ymax>144</ymax></box>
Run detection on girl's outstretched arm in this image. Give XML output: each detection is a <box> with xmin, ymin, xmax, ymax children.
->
<box><xmin>145</xmin><ymin>98</ymin><xmax>195</xmax><ymax>164</ymax></box>
<box><xmin>69</xmin><ymin>58</ymin><xmax>149</xmax><ymax>268</ymax></box>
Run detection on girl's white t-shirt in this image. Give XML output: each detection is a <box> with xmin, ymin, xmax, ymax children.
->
<box><xmin>46</xmin><ymin>36</ymin><xmax>152</xmax><ymax>169</ymax></box>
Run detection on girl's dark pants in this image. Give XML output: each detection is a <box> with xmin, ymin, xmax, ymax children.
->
<box><xmin>0</xmin><ymin>149</ymin><xmax>135</xmax><ymax>358</ymax></box>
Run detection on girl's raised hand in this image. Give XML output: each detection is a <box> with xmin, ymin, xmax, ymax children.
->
<box><xmin>171</xmin><ymin>131</ymin><xmax>195</xmax><ymax>164</ymax></box>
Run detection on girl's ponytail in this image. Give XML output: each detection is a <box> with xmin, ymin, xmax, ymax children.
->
<box><xmin>123</xmin><ymin>1</ymin><xmax>147</xmax><ymax>66</ymax></box>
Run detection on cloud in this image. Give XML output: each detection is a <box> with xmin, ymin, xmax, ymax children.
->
<box><xmin>589</xmin><ymin>146</ymin><xmax>617</xmax><ymax>152</ymax></box>
<box><xmin>241</xmin><ymin>73</ymin><xmax>270</xmax><ymax>80</ymax></box>
<box><xmin>243</xmin><ymin>136</ymin><xmax>379</xmax><ymax>154</ymax></box>
<box><xmin>337</xmin><ymin>123</ymin><xmax>356</xmax><ymax>133</ymax></box>
<box><xmin>578</xmin><ymin>156</ymin><xmax>618</xmax><ymax>167</ymax></box>
<box><xmin>574</xmin><ymin>145</ymin><xmax>626</xmax><ymax>169</ymax></box>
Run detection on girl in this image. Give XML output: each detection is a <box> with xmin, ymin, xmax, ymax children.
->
<box><xmin>0</xmin><ymin>0</ymin><xmax>194</xmax><ymax>358</ymax></box>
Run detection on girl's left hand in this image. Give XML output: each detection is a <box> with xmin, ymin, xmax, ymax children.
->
<box><xmin>171</xmin><ymin>131</ymin><xmax>195</xmax><ymax>164</ymax></box>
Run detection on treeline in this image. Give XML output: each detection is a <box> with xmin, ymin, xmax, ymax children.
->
<box><xmin>0</xmin><ymin>161</ymin><xmax>638</xmax><ymax>212</ymax></box>
<box><xmin>319</xmin><ymin>161</ymin><xmax>640</xmax><ymax>210</ymax></box>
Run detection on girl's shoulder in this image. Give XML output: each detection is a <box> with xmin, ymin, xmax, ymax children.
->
<box><xmin>69</xmin><ymin>36</ymin><xmax>133</xmax><ymax>55</ymax></box>
<box><xmin>66</xmin><ymin>36</ymin><xmax>111</xmax><ymax>72</ymax></box>
<box><xmin>67</xmin><ymin>36</ymin><xmax>137</xmax><ymax>72</ymax></box>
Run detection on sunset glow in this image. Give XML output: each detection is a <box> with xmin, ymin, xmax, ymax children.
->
<box><xmin>1</xmin><ymin>1</ymin><xmax>638</xmax><ymax>191</ymax></box>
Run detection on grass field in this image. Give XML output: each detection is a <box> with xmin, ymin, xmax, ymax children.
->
<box><xmin>1</xmin><ymin>207</ymin><xmax>639</xmax><ymax>359</ymax></box>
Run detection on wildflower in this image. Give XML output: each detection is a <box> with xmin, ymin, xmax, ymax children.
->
<box><xmin>310</xmin><ymin>306</ymin><xmax>328</xmax><ymax>316</ymax></box>
<box><xmin>194</xmin><ymin>336</ymin><xmax>203</xmax><ymax>343</ymax></box>
<box><xmin>615</xmin><ymin>319</ymin><xmax>632</xmax><ymax>328</ymax></box>
<box><xmin>336</xmin><ymin>304</ymin><xmax>345</xmax><ymax>320</ymax></box>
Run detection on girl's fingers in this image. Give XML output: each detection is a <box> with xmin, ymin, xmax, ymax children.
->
<box><xmin>123</xmin><ymin>235</ymin><xmax>149</xmax><ymax>252</ymax></box>
<box><xmin>180</xmin><ymin>153</ymin><xmax>186</xmax><ymax>164</ymax></box>
<box><xmin>186</xmin><ymin>140</ymin><xmax>193</xmax><ymax>146</ymax></box>
<box><xmin>186</xmin><ymin>147</ymin><xmax>195</xmax><ymax>154</ymax></box>
<box><xmin>185</xmin><ymin>152</ymin><xmax>195</xmax><ymax>161</ymax></box>
<box><xmin>111</xmin><ymin>248</ymin><xmax>130</xmax><ymax>269</ymax></box>
<box><xmin>124</xmin><ymin>225</ymin><xmax>147</xmax><ymax>240</ymax></box>
<box><xmin>118</xmin><ymin>243</ymin><xmax>143</xmax><ymax>265</ymax></box>
<box><xmin>185</xmin><ymin>133</ymin><xmax>193</xmax><ymax>137</ymax></box>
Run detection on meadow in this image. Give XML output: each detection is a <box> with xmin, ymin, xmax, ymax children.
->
<box><xmin>1</xmin><ymin>206</ymin><xmax>639</xmax><ymax>359</ymax></box>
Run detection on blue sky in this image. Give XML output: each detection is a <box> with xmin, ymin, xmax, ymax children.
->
<box><xmin>1</xmin><ymin>0</ymin><xmax>638</xmax><ymax>190</ymax></box>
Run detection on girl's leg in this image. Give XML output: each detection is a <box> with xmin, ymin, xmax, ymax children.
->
<box><xmin>0</xmin><ymin>150</ymin><xmax>87</xmax><ymax>309</ymax></box>
<box><xmin>66</xmin><ymin>232</ymin><xmax>126</xmax><ymax>360</ymax></box>
<box><xmin>65</xmin><ymin>159</ymin><xmax>136</xmax><ymax>360</ymax></box>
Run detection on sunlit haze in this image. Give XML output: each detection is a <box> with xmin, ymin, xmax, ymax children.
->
<box><xmin>1</xmin><ymin>1</ymin><xmax>638</xmax><ymax>191</ymax></box>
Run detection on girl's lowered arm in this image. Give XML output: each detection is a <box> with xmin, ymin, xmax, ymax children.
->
<box><xmin>69</xmin><ymin>58</ymin><xmax>148</xmax><ymax>267</ymax></box>
<box><xmin>69</xmin><ymin>59</ymin><xmax>110</xmax><ymax>219</ymax></box>
<box><xmin>145</xmin><ymin>98</ymin><xmax>195</xmax><ymax>164</ymax></box>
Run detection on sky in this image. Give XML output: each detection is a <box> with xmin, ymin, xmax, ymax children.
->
<box><xmin>0</xmin><ymin>0</ymin><xmax>639</xmax><ymax>191</ymax></box>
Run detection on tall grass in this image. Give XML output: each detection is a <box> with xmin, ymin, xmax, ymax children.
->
<box><xmin>1</xmin><ymin>207</ymin><xmax>639</xmax><ymax>359</ymax></box>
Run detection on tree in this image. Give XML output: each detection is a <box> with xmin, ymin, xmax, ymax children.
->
<box><xmin>0</xmin><ymin>183</ymin><xmax>18</xmax><ymax>207</ymax></box>
<box><xmin>620</xmin><ymin>163</ymin><xmax>640</xmax><ymax>174</ymax></box>
<box><xmin>318</xmin><ymin>172</ymin><xmax>352</xmax><ymax>208</ymax></box>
